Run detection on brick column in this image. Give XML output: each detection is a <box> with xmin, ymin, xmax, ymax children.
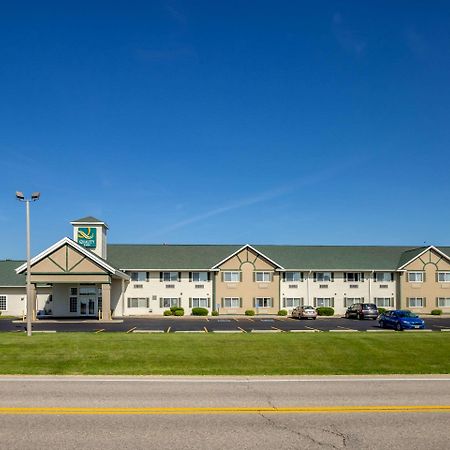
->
<box><xmin>101</xmin><ymin>284</ymin><xmax>112</xmax><ymax>321</ymax></box>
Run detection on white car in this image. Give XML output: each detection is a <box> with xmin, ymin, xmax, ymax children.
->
<box><xmin>291</xmin><ymin>306</ymin><xmax>318</xmax><ymax>319</ymax></box>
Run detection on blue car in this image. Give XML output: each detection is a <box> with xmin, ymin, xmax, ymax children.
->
<box><xmin>378</xmin><ymin>310</ymin><xmax>425</xmax><ymax>331</ymax></box>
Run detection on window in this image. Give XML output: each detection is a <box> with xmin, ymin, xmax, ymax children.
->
<box><xmin>437</xmin><ymin>298</ymin><xmax>450</xmax><ymax>307</ymax></box>
<box><xmin>284</xmin><ymin>298</ymin><xmax>303</xmax><ymax>308</ymax></box>
<box><xmin>345</xmin><ymin>272</ymin><xmax>364</xmax><ymax>282</ymax></box>
<box><xmin>70</xmin><ymin>287</ymin><xmax>78</xmax><ymax>296</ymax></box>
<box><xmin>192</xmin><ymin>272</ymin><xmax>208</xmax><ymax>282</ymax></box>
<box><xmin>223</xmin><ymin>297</ymin><xmax>240</xmax><ymax>308</ymax></box>
<box><xmin>0</xmin><ymin>295</ymin><xmax>7</xmax><ymax>311</ymax></box>
<box><xmin>127</xmin><ymin>298</ymin><xmax>150</xmax><ymax>308</ymax></box>
<box><xmin>438</xmin><ymin>272</ymin><xmax>450</xmax><ymax>282</ymax></box>
<box><xmin>79</xmin><ymin>285</ymin><xmax>97</xmax><ymax>295</ymax></box>
<box><xmin>69</xmin><ymin>297</ymin><xmax>77</xmax><ymax>313</ymax></box>
<box><xmin>133</xmin><ymin>284</ymin><xmax>143</xmax><ymax>289</ymax></box>
<box><xmin>375</xmin><ymin>272</ymin><xmax>393</xmax><ymax>282</ymax></box>
<box><xmin>284</xmin><ymin>272</ymin><xmax>302</xmax><ymax>282</ymax></box>
<box><xmin>315</xmin><ymin>297</ymin><xmax>332</xmax><ymax>307</ymax></box>
<box><xmin>255</xmin><ymin>297</ymin><xmax>272</xmax><ymax>308</ymax></box>
<box><xmin>374</xmin><ymin>297</ymin><xmax>392</xmax><ymax>307</ymax></box>
<box><xmin>223</xmin><ymin>271</ymin><xmax>241</xmax><ymax>282</ymax></box>
<box><xmin>255</xmin><ymin>272</ymin><xmax>272</xmax><ymax>282</ymax></box>
<box><xmin>408</xmin><ymin>297</ymin><xmax>424</xmax><ymax>307</ymax></box>
<box><xmin>344</xmin><ymin>297</ymin><xmax>361</xmax><ymax>307</ymax></box>
<box><xmin>408</xmin><ymin>272</ymin><xmax>423</xmax><ymax>282</ymax></box>
<box><xmin>162</xmin><ymin>272</ymin><xmax>179</xmax><ymax>282</ymax></box>
<box><xmin>162</xmin><ymin>298</ymin><xmax>179</xmax><ymax>308</ymax></box>
<box><xmin>315</xmin><ymin>272</ymin><xmax>333</xmax><ymax>282</ymax></box>
<box><xmin>130</xmin><ymin>272</ymin><xmax>147</xmax><ymax>282</ymax></box>
<box><xmin>192</xmin><ymin>298</ymin><xmax>208</xmax><ymax>308</ymax></box>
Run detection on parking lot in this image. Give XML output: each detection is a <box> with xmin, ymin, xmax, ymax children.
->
<box><xmin>1</xmin><ymin>316</ymin><xmax>450</xmax><ymax>333</ymax></box>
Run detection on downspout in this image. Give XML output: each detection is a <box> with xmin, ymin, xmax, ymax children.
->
<box><xmin>306</xmin><ymin>270</ymin><xmax>311</xmax><ymax>305</ymax></box>
<box><xmin>121</xmin><ymin>278</ymin><xmax>125</xmax><ymax>317</ymax></box>
<box><xmin>369</xmin><ymin>270</ymin><xmax>373</xmax><ymax>303</ymax></box>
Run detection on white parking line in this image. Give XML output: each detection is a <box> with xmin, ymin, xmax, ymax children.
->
<box><xmin>304</xmin><ymin>326</ymin><xmax>322</xmax><ymax>332</ymax></box>
<box><xmin>329</xmin><ymin>329</ymin><xmax>359</xmax><ymax>332</ymax></box>
<box><xmin>30</xmin><ymin>330</ymin><xmax>56</xmax><ymax>333</ymax></box>
<box><xmin>133</xmin><ymin>330</ymin><xmax>165</xmax><ymax>333</ymax></box>
<box><xmin>213</xmin><ymin>330</ymin><xmax>244</xmax><ymax>333</ymax></box>
<box><xmin>289</xmin><ymin>329</ymin><xmax>319</xmax><ymax>333</ymax></box>
<box><xmin>251</xmin><ymin>329</ymin><xmax>282</xmax><ymax>333</ymax></box>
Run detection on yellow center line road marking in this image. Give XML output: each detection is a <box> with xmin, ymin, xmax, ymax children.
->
<box><xmin>0</xmin><ymin>406</ymin><xmax>449</xmax><ymax>415</ymax></box>
<box><xmin>166</xmin><ymin>326</ymin><xmax>171</xmax><ymax>333</ymax></box>
<box><xmin>126</xmin><ymin>327</ymin><xmax>136</xmax><ymax>334</ymax></box>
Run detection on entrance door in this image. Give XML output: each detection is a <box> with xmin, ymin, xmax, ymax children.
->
<box><xmin>80</xmin><ymin>297</ymin><xmax>97</xmax><ymax>316</ymax></box>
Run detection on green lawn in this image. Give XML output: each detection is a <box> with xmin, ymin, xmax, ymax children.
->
<box><xmin>0</xmin><ymin>333</ymin><xmax>449</xmax><ymax>375</ymax></box>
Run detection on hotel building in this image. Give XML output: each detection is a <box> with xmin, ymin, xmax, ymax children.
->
<box><xmin>0</xmin><ymin>216</ymin><xmax>449</xmax><ymax>319</ymax></box>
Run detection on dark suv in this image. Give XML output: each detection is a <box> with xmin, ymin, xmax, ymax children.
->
<box><xmin>345</xmin><ymin>303</ymin><xmax>379</xmax><ymax>320</ymax></box>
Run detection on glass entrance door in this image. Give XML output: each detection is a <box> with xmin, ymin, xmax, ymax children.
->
<box><xmin>80</xmin><ymin>297</ymin><xmax>97</xmax><ymax>316</ymax></box>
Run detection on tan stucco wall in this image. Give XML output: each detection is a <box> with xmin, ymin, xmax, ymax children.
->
<box><xmin>401</xmin><ymin>249</ymin><xmax>450</xmax><ymax>312</ymax></box>
<box><xmin>215</xmin><ymin>248</ymin><xmax>280</xmax><ymax>314</ymax></box>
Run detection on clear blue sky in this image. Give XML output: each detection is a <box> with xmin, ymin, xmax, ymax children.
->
<box><xmin>1</xmin><ymin>1</ymin><xmax>450</xmax><ymax>259</ymax></box>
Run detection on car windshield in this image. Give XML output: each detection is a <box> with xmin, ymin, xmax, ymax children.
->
<box><xmin>397</xmin><ymin>311</ymin><xmax>418</xmax><ymax>318</ymax></box>
<box><xmin>303</xmin><ymin>306</ymin><xmax>314</xmax><ymax>310</ymax></box>
<box><xmin>362</xmin><ymin>304</ymin><xmax>376</xmax><ymax>309</ymax></box>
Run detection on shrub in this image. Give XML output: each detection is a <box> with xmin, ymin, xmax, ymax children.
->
<box><xmin>377</xmin><ymin>307</ymin><xmax>386</xmax><ymax>314</ymax></box>
<box><xmin>431</xmin><ymin>309</ymin><xmax>443</xmax><ymax>315</ymax></box>
<box><xmin>192</xmin><ymin>307</ymin><xmax>208</xmax><ymax>316</ymax></box>
<box><xmin>163</xmin><ymin>309</ymin><xmax>172</xmax><ymax>316</ymax></box>
<box><xmin>170</xmin><ymin>306</ymin><xmax>183</xmax><ymax>313</ymax></box>
<box><xmin>316</xmin><ymin>307</ymin><xmax>334</xmax><ymax>316</ymax></box>
<box><xmin>245</xmin><ymin>309</ymin><xmax>255</xmax><ymax>316</ymax></box>
<box><xmin>174</xmin><ymin>309</ymin><xmax>185</xmax><ymax>316</ymax></box>
<box><xmin>211</xmin><ymin>310</ymin><xmax>219</xmax><ymax>316</ymax></box>
<box><xmin>277</xmin><ymin>309</ymin><xmax>288</xmax><ymax>316</ymax></box>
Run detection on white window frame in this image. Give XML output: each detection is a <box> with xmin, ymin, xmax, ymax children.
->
<box><xmin>130</xmin><ymin>271</ymin><xmax>147</xmax><ymax>282</ymax></box>
<box><xmin>437</xmin><ymin>297</ymin><xmax>450</xmax><ymax>307</ymax></box>
<box><xmin>223</xmin><ymin>271</ymin><xmax>241</xmax><ymax>283</ymax></box>
<box><xmin>223</xmin><ymin>297</ymin><xmax>240</xmax><ymax>308</ymax></box>
<box><xmin>285</xmin><ymin>272</ymin><xmax>302</xmax><ymax>282</ymax></box>
<box><xmin>346</xmin><ymin>272</ymin><xmax>363</xmax><ymax>282</ymax></box>
<box><xmin>374</xmin><ymin>297</ymin><xmax>392</xmax><ymax>307</ymax></box>
<box><xmin>437</xmin><ymin>272</ymin><xmax>450</xmax><ymax>283</ymax></box>
<box><xmin>127</xmin><ymin>298</ymin><xmax>149</xmax><ymax>308</ymax></box>
<box><xmin>408</xmin><ymin>272</ymin><xmax>423</xmax><ymax>283</ymax></box>
<box><xmin>162</xmin><ymin>272</ymin><xmax>179</xmax><ymax>282</ymax></box>
<box><xmin>192</xmin><ymin>272</ymin><xmax>208</xmax><ymax>282</ymax></box>
<box><xmin>192</xmin><ymin>298</ymin><xmax>208</xmax><ymax>308</ymax></box>
<box><xmin>255</xmin><ymin>272</ymin><xmax>272</xmax><ymax>282</ymax></box>
<box><xmin>255</xmin><ymin>297</ymin><xmax>272</xmax><ymax>308</ymax></box>
<box><xmin>316</xmin><ymin>297</ymin><xmax>331</xmax><ymax>307</ymax></box>
<box><xmin>0</xmin><ymin>295</ymin><xmax>7</xmax><ymax>311</ymax></box>
<box><xmin>284</xmin><ymin>298</ymin><xmax>303</xmax><ymax>308</ymax></box>
<box><xmin>316</xmin><ymin>272</ymin><xmax>332</xmax><ymax>282</ymax></box>
<box><xmin>162</xmin><ymin>298</ymin><xmax>179</xmax><ymax>308</ymax></box>
<box><xmin>344</xmin><ymin>297</ymin><xmax>361</xmax><ymax>308</ymax></box>
<box><xmin>408</xmin><ymin>297</ymin><xmax>424</xmax><ymax>308</ymax></box>
<box><xmin>375</xmin><ymin>272</ymin><xmax>393</xmax><ymax>282</ymax></box>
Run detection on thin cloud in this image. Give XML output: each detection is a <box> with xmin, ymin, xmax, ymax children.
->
<box><xmin>332</xmin><ymin>12</ymin><xmax>366</xmax><ymax>56</ymax></box>
<box><xmin>156</xmin><ymin>157</ymin><xmax>370</xmax><ymax>236</ymax></box>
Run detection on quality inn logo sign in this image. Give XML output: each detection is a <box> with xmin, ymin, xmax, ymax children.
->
<box><xmin>77</xmin><ymin>227</ymin><xmax>97</xmax><ymax>248</ymax></box>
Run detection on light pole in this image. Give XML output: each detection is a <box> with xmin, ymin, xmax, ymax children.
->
<box><xmin>16</xmin><ymin>191</ymin><xmax>40</xmax><ymax>337</ymax></box>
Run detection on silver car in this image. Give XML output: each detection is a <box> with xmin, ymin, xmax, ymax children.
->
<box><xmin>291</xmin><ymin>306</ymin><xmax>318</xmax><ymax>320</ymax></box>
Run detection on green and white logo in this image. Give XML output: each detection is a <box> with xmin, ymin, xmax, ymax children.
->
<box><xmin>77</xmin><ymin>227</ymin><xmax>97</xmax><ymax>248</ymax></box>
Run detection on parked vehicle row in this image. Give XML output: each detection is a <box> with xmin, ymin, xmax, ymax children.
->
<box><xmin>291</xmin><ymin>302</ymin><xmax>426</xmax><ymax>331</ymax></box>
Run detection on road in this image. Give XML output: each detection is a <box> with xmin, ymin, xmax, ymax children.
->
<box><xmin>0</xmin><ymin>376</ymin><xmax>449</xmax><ymax>449</ymax></box>
<box><xmin>2</xmin><ymin>315</ymin><xmax>450</xmax><ymax>333</ymax></box>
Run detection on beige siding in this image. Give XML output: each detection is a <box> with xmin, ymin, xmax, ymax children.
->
<box><xmin>215</xmin><ymin>247</ymin><xmax>280</xmax><ymax>314</ymax></box>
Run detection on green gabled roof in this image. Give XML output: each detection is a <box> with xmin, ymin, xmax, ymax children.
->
<box><xmin>71</xmin><ymin>216</ymin><xmax>105</xmax><ymax>223</ymax></box>
<box><xmin>0</xmin><ymin>260</ymin><xmax>26</xmax><ymax>286</ymax></box>
<box><xmin>105</xmin><ymin>244</ymin><xmax>450</xmax><ymax>271</ymax></box>
<box><xmin>107</xmin><ymin>244</ymin><xmax>242</xmax><ymax>270</ymax></box>
<box><xmin>256</xmin><ymin>245</ymin><xmax>417</xmax><ymax>270</ymax></box>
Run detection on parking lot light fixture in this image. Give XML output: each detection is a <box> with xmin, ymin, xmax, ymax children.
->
<box><xmin>16</xmin><ymin>191</ymin><xmax>41</xmax><ymax>337</ymax></box>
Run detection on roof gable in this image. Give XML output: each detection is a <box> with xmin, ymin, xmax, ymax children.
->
<box><xmin>397</xmin><ymin>246</ymin><xmax>450</xmax><ymax>270</ymax></box>
<box><xmin>210</xmin><ymin>245</ymin><xmax>284</xmax><ymax>270</ymax></box>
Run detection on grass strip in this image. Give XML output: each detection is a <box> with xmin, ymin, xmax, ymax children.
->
<box><xmin>0</xmin><ymin>332</ymin><xmax>449</xmax><ymax>375</ymax></box>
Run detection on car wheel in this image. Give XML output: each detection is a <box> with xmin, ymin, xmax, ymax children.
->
<box><xmin>358</xmin><ymin>314</ymin><xmax>364</xmax><ymax>320</ymax></box>
<box><xmin>396</xmin><ymin>322</ymin><xmax>402</xmax><ymax>331</ymax></box>
<box><xmin>345</xmin><ymin>312</ymin><xmax>349</xmax><ymax>319</ymax></box>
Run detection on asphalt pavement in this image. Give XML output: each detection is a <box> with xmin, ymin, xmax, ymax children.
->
<box><xmin>1</xmin><ymin>315</ymin><xmax>450</xmax><ymax>333</ymax></box>
<box><xmin>0</xmin><ymin>375</ymin><xmax>449</xmax><ymax>449</ymax></box>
